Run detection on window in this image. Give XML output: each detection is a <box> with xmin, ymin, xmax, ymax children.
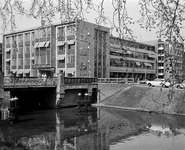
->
<box><xmin>47</xmin><ymin>27</ymin><xmax>51</xmax><ymax>37</ymax></box>
<box><xmin>25</xmin><ymin>33</ymin><xmax>30</xmax><ymax>42</ymax></box>
<box><xmin>67</xmin><ymin>25</ymin><xmax>75</xmax><ymax>36</ymax></box>
<box><xmin>57</xmin><ymin>26</ymin><xmax>65</xmax><ymax>41</ymax></box>
<box><xmin>18</xmin><ymin>59</ymin><xmax>23</xmax><ymax>66</ymax></box>
<box><xmin>12</xmin><ymin>35</ymin><xmax>17</xmax><ymax>46</ymax></box>
<box><xmin>6</xmin><ymin>37</ymin><xmax>11</xmax><ymax>45</ymax></box>
<box><xmin>68</xmin><ymin>44</ymin><xmax>75</xmax><ymax>50</ymax></box>
<box><xmin>18</xmin><ymin>34</ymin><xmax>23</xmax><ymax>44</ymax></box>
<box><xmin>31</xmin><ymin>32</ymin><xmax>35</xmax><ymax>41</ymax></box>
<box><xmin>12</xmin><ymin>59</ymin><xmax>16</xmax><ymax>66</ymax></box>
<box><xmin>25</xmin><ymin>46</ymin><xmax>30</xmax><ymax>53</ymax></box>
<box><xmin>19</xmin><ymin>47</ymin><xmax>23</xmax><ymax>54</ymax></box>
<box><xmin>25</xmin><ymin>59</ymin><xmax>30</xmax><ymax>65</ymax></box>
<box><xmin>67</xmin><ymin>54</ymin><xmax>75</xmax><ymax>63</ymax></box>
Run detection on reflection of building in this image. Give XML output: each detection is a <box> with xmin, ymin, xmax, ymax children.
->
<box><xmin>3</xmin><ymin>20</ymin><xmax>158</xmax><ymax>80</ymax></box>
<box><xmin>55</xmin><ymin>109</ymin><xmax>109</xmax><ymax>150</ymax></box>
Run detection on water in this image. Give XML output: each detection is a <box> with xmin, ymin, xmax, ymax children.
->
<box><xmin>0</xmin><ymin>107</ymin><xmax>185</xmax><ymax>149</ymax></box>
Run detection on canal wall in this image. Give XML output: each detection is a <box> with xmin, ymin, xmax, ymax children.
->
<box><xmin>97</xmin><ymin>84</ymin><xmax>185</xmax><ymax>115</ymax></box>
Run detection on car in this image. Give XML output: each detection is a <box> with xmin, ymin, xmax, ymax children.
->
<box><xmin>174</xmin><ymin>81</ymin><xmax>185</xmax><ymax>89</ymax></box>
<box><xmin>160</xmin><ymin>81</ymin><xmax>171</xmax><ymax>88</ymax></box>
<box><xmin>146</xmin><ymin>78</ymin><xmax>165</xmax><ymax>87</ymax></box>
<box><xmin>139</xmin><ymin>79</ymin><xmax>149</xmax><ymax>84</ymax></box>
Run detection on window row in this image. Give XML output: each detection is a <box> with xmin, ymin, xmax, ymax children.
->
<box><xmin>110</xmin><ymin>51</ymin><xmax>155</xmax><ymax>60</ymax></box>
<box><xmin>110</xmin><ymin>59</ymin><xmax>154</xmax><ymax>69</ymax></box>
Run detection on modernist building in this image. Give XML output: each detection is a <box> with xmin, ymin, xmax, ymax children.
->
<box><xmin>157</xmin><ymin>40</ymin><xmax>184</xmax><ymax>81</ymax></box>
<box><xmin>2</xmin><ymin>20</ymin><xmax>110</xmax><ymax>78</ymax></box>
<box><xmin>109</xmin><ymin>37</ymin><xmax>157</xmax><ymax>80</ymax></box>
<box><xmin>3</xmin><ymin>20</ymin><xmax>158</xmax><ymax>80</ymax></box>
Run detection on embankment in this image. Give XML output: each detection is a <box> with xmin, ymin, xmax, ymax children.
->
<box><xmin>97</xmin><ymin>84</ymin><xmax>185</xmax><ymax>115</ymax></box>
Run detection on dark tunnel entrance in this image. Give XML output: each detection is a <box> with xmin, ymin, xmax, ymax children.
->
<box><xmin>10</xmin><ymin>88</ymin><xmax>55</xmax><ymax>113</ymax></box>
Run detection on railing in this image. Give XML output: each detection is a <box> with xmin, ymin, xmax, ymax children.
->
<box><xmin>64</xmin><ymin>77</ymin><xmax>98</xmax><ymax>85</ymax></box>
<box><xmin>98</xmin><ymin>78</ymin><xmax>134</xmax><ymax>84</ymax></box>
<box><xmin>4</xmin><ymin>76</ymin><xmax>98</xmax><ymax>88</ymax></box>
<box><xmin>4</xmin><ymin>77</ymin><xmax>58</xmax><ymax>87</ymax></box>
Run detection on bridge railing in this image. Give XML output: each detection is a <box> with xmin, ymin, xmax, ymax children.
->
<box><xmin>98</xmin><ymin>78</ymin><xmax>135</xmax><ymax>84</ymax></box>
<box><xmin>4</xmin><ymin>76</ymin><xmax>58</xmax><ymax>87</ymax></box>
<box><xmin>64</xmin><ymin>77</ymin><xmax>98</xmax><ymax>85</ymax></box>
<box><xmin>4</xmin><ymin>76</ymin><xmax>98</xmax><ymax>88</ymax></box>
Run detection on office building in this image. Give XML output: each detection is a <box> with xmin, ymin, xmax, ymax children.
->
<box><xmin>3</xmin><ymin>20</ymin><xmax>158</xmax><ymax>80</ymax></box>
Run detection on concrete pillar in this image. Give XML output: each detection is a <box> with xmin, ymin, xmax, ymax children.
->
<box><xmin>55</xmin><ymin>72</ymin><xmax>65</xmax><ymax>108</ymax></box>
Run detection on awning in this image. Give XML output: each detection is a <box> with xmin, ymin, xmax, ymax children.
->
<box><xmin>37</xmin><ymin>42</ymin><xmax>46</xmax><ymax>48</ymax></box>
<box><xmin>5</xmin><ymin>59</ymin><xmax>10</xmax><ymax>62</ymax></box>
<box><xmin>67</xmin><ymin>40</ymin><xmax>75</xmax><ymax>45</ymax></box>
<box><xmin>144</xmin><ymin>63</ymin><xmax>152</xmax><ymax>67</ymax></box>
<box><xmin>58</xmin><ymin>55</ymin><xmax>65</xmax><ymax>60</ymax></box>
<box><xmin>38</xmin><ymin>67</ymin><xmax>55</xmax><ymax>72</ymax></box>
<box><xmin>158</xmin><ymin>46</ymin><xmax>164</xmax><ymax>50</ymax></box>
<box><xmin>114</xmin><ymin>59</ymin><xmax>121</xmax><ymax>64</ymax></box>
<box><xmin>58</xmin><ymin>41</ymin><xmax>65</xmax><ymax>46</ymax></box>
<box><xmin>5</xmin><ymin>48</ymin><xmax>11</xmax><ymax>52</ymax></box>
<box><xmin>44</xmin><ymin>41</ymin><xmax>50</xmax><ymax>47</ymax></box>
<box><xmin>148</xmin><ymin>54</ymin><xmax>156</xmax><ymax>58</ymax></box>
<box><xmin>66</xmin><ymin>69</ymin><xmax>75</xmax><ymax>74</ymax></box>
<box><xmin>127</xmin><ymin>50</ymin><xmax>132</xmax><ymax>54</ymax></box>
<box><xmin>135</xmin><ymin>62</ymin><xmax>141</xmax><ymax>66</ymax></box>
<box><xmin>12</xmin><ymin>70</ymin><xmax>17</xmax><ymax>73</ymax></box>
<box><xmin>24</xmin><ymin>70</ymin><xmax>30</xmax><ymax>73</ymax></box>
<box><xmin>17</xmin><ymin>70</ymin><xmax>23</xmax><ymax>74</ymax></box>
<box><xmin>34</xmin><ymin>43</ymin><xmax>39</xmax><ymax>48</ymax></box>
<box><xmin>110</xmin><ymin>43</ymin><xmax>121</xmax><ymax>49</ymax></box>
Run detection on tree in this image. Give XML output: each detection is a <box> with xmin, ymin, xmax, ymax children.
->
<box><xmin>0</xmin><ymin>0</ymin><xmax>185</xmax><ymax>42</ymax></box>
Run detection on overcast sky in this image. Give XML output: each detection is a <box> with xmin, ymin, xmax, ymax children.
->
<box><xmin>0</xmin><ymin>0</ymin><xmax>158</xmax><ymax>43</ymax></box>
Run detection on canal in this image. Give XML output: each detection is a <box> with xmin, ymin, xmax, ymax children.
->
<box><xmin>0</xmin><ymin>107</ymin><xmax>185</xmax><ymax>149</ymax></box>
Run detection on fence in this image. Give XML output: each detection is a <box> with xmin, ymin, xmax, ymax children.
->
<box><xmin>98</xmin><ymin>78</ymin><xmax>135</xmax><ymax>84</ymax></box>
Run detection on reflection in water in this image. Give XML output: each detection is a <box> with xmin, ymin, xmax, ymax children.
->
<box><xmin>0</xmin><ymin>107</ymin><xmax>185</xmax><ymax>149</ymax></box>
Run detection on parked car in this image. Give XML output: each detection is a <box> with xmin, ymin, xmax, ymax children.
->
<box><xmin>160</xmin><ymin>81</ymin><xmax>171</xmax><ymax>88</ymax></box>
<box><xmin>139</xmin><ymin>79</ymin><xmax>149</xmax><ymax>84</ymax></box>
<box><xmin>174</xmin><ymin>81</ymin><xmax>185</xmax><ymax>89</ymax></box>
<box><xmin>146</xmin><ymin>78</ymin><xmax>165</xmax><ymax>87</ymax></box>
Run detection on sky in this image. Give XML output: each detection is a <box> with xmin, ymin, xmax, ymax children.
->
<box><xmin>0</xmin><ymin>0</ymin><xmax>158</xmax><ymax>43</ymax></box>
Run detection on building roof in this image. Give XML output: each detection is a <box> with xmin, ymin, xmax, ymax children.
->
<box><xmin>140</xmin><ymin>40</ymin><xmax>158</xmax><ymax>46</ymax></box>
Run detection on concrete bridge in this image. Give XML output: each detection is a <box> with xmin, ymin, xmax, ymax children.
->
<box><xmin>3</xmin><ymin>74</ymin><xmax>98</xmax><ymax>112</ymax></box>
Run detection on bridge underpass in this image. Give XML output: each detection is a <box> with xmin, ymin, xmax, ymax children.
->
<box><xmin>9</xmin><ymin>87</ymin><xmax>56</xmax><ymax>113</ymax></box>
<box><xmin>6</xmin><ymin>88</ymin><xmax>97</xmax><ymax>113</ymax></box>
<box><xmin>3</xmin><ymin>75</ymin><xmax>98</xmax><ymax>113</ymax></box>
